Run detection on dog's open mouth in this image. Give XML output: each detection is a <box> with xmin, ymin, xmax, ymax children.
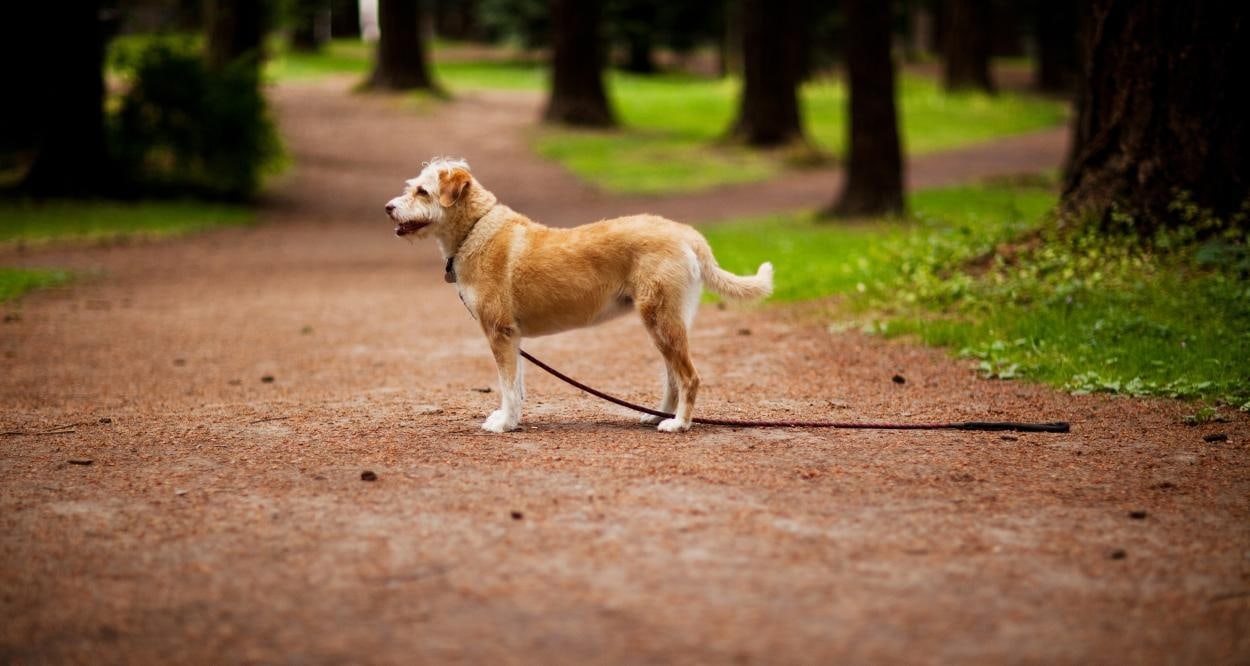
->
<box><xmin>394</xmin><ymin>220</ymin><xmax>430</xmax><ymax>237</ymax></box>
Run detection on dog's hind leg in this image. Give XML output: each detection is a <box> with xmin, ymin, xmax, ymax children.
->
<box><xmin>640</xmin><ymin>365</ymin><xmax>678</xmax><ymax>425</ymax></box>
<box><xmin>482</xmin><ymin>323</ymin><xmax>522</xmax><ymax>433</ymax></box>
<box><xmin>638</xmin><ymin>290</ymin><xmax>700</xmax><ymax>433</ymax></box>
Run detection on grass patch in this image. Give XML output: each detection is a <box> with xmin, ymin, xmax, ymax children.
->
<box><xmin>0</xmin><ymin>268</ymin><xmax>72</xmax><ymax>302</ymax></box>
<box><xmin>701</xmin><ymin>183</ymin><xmax>1250</xmax><ymax>409</ymax></box>
<box><xmin>0</xmin><ymin>200</ymin><xmax>254</xmax><ymax>246</ymax></box>
<box><xmin>265</xmin><ymin>39</ymin><xmax>375</xmax><ymax>81</ymax></box>
<box><xmin>539</xmin><ymin>73</ymin><xmax>1066</xmax><ymax>194</ymax></box>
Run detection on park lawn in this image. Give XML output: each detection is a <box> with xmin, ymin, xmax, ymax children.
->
<box><xmin>0</xmin><ymin>200</ymin><xmax>254</xmax><ymax>246</ymax></box>
<box><xmin>0</xmin><ymin>268</ymin><xmax>72</xmax><ymax>303</ymax></box>
<box><xmin>701</xmin><ymin>182</ymin><xmax>1250</xmax><ymax>410</ymax></box>
<box><xmin>0</xmin><ymin>200</ymin><xmax>254</xmax><ymax>302</ymax></box>
<box><xmin>537</xmin><ymin>72</ymin><xmax>1067</xmax><ymax>194</ymax></box>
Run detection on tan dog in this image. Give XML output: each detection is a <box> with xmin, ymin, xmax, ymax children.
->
<box><xmin>386</xmin><ymin>158</ymin><xmax>773</xmax><ymax>433</ymax></box>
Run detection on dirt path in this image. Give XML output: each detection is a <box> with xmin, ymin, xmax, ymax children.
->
<box><xmin>2</xmin><ymin>80</ymin><xmax>1247</xmax><ymax>664</ymax></box>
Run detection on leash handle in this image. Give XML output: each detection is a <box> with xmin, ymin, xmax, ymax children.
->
<box><xmin>951</xmin><ymin>421</ymin><xmax>1070</xmax><ymax>433</ymax></box>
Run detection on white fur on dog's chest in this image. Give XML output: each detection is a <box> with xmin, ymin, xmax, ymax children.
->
<box><xmin>456</xmin><ymin>283</ymin><xmax>479</xmax><ymax>320</ymax></box>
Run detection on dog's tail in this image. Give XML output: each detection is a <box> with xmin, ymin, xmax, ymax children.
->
<box><xmin>691</xmin><ymin>236</ymin><xmax>773</xmax><ymax>301</ymax></box>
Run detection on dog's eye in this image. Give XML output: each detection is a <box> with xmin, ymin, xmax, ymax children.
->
<box><xmin>415</xmin><ymin>187</ymin><xmax>428</xmax><ymax>197</ymax></box>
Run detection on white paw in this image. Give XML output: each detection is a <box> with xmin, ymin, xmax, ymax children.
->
<box><xmin>640</xmin><ymin>413</ymin><xmax>665</xmax><ymax>425</ymax></box>
<box><xmin>481</xmin><ymin>410</ymin><xmax>518</xmax><ymax>433</ymax></box>
<box><xmin>656</xmin><ymin>418</ymin><xmax>691</xmax><ymax>433</ymax></box>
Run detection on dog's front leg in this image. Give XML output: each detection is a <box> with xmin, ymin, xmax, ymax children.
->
<box><xmin>481</xmin><ymin>323</ymin><xmax>522</xmax><ymax>433</ymax></box>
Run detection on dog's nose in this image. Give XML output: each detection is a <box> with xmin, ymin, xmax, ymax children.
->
<box><xmin>385</xmin><ymin>203</ymin><xmax>396</xmax><ymax>215</ymax></box>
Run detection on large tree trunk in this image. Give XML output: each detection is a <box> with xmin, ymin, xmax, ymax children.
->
<box><xmin>369</xmin><ymin>0</ymin><xmax>438</xmax><ymax>91</ymax></box>
<box><xmin>1062</xmin><ymin>0</ymin><xmax>1249</xmax><ymax>227</ymax></box>
<box><xmin>18</xmin><ymin>1</ymin><xmax>109</xmax><ymax>196</ymax></box>
<box><xmin>292</xmin><ymin>0</ymin><xmax>330</xmax><ymax>52</ymax></box>
<box><xmin>434</xmin><ymin>0</ymin><xmax>479</xmax><ymax>41</ymax></box>
<box><xmin>618</xmin><ymin>0</ymin><xmax>659</xmax><ymax>75</ymax></box>
<box><xmin>829</xmin><ymin>0</ymin><xmax>904</xmax><ymax>217</ymax></box>
<box><xmin>942</xmin><ymin>0</ymin><xmax>994</xmax><ymax>93</ymax></box>
<box><xmin>1034</xmin><ymin>0</ymin><xmax>1080</xmax><ymax>93</ymax></box>
<box><xmin>730</xmin><ymin>0</ymin><xmax>804</xmax><ymax>146</ymax></box>
<box><xmin>330</xmin><ymin>0</ymin><xmax>361</xmax><ymax>39</ymax></box>
<box><xmin>543</xmin><ymin>0</ymin><xmax>615</xmax><ymax>127</ymax></box>
<box><xmin>205</xmin><ymin>0</ymin><xmax>266</xmax><ymax>71</ymax></box>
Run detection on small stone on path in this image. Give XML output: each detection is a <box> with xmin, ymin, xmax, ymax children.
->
<box><xmin>361</xmin><ymin>471</ymin><xmax>378</xmax><ymax>482</ymax></box>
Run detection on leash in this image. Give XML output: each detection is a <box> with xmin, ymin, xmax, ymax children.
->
<box><xmin>519</xmin><ymin>349</ymin><xmax>1070</xmax><ymax>433</ymax></box>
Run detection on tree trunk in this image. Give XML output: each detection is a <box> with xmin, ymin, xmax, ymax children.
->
<box><xmin>1034</xmin><ymin>0</ymin><xmax>1080</xmax><ymax>93</ymax></box>
<box><xmin>292</xmin><ymin>0</ymin><xmax>330</xmax><ymax>52</ymax></box>
<box><xmin>543</xmin><ymin>0</ymin><xmax>615</xmax><ymax>127</ymax></box>
<box><xmin>730</xmin><ymin>0</ymin><xmax>804</xmax><ymax>146</ymax></box>
<box><xmin>720</xmin><ymin>0</ymin><xmax>743</xmax><ymax>77</ymax></box>
<box><xmin>1062</xmin><ymin>0</ymin><xmax>1249</xmax><ymax>228</ymax></box>
<box><xmin>330</xmin><ymin>0</ymin><xmax>361</xmax><ymax>39</ymax></box>
<box><xmin>942</xmin><ymin>0</ymin><xmax>994</xmax><ymax>93</ymax></box>
<box><xmin>17</xmin><ymin>1</ymin><xmax>109</xmax><ymax>196</ymax></box>
<box><xmin>434</xmin><ymin>0</ymin><xmax>479</xmax><ymax>41</ymax></box>
<box><xmin>829</xmin><ymin>0</ymin><xmax>905</xmax><ymax>218</ymax></box>
<box><xmin>205</xmin><ymin>0</ymin><xmax>266</xmax><ymax>71</ymax></box>
<box><xmin>369</xmin><ymin>0</ymin><xmax>438</xmax><ymax>91</ymax></box>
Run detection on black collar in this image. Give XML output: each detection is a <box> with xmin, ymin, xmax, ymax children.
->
<box><xmin>444</xmin><ymin>255</ymin><xmax>456</xmax><ymax>283</ymax></box>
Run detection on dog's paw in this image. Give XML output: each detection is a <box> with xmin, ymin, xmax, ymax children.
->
<box><xmin>639</xmin><ymin>413</ymin><xmax>665</xmax><ymax>426</ymax></box>
<box><xmin>656</xmin><ymin>418</ymin><xmax>691</xmax><ymax>433</ymax></box>
<box><xmin>481</xmin><ymin>410</ymin><xmax>519</xmax><ymax>433</ymax></box>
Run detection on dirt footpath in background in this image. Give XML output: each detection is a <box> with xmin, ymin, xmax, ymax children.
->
<box><xmin>1</xmin><ymin>80</ymin><xmax>1247</xmax><ymax>664</ymax></box>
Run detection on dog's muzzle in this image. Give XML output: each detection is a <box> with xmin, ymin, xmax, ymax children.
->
<box><xmin>394</xmin><ymin>220</ymin><xmax>430</xmax><ymax>237</ymax></box>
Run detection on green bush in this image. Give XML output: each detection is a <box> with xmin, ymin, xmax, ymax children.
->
<box><xmin>112</xmin><ymin>42</ymin><xmax>282</xmax><ymax>199</ymax></box>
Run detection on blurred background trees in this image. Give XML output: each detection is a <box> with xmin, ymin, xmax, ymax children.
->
<box><xmin>830</xmin><ymin>0</ymin><xmax>903</xmax><ymax>217</ymax></box>
<box><xmin>729</xmin><ymin>0</ymin><xmax>806</xmax><ymax>146</ymax></box>
<box><xmin>2</xmin><ymin>0</ymin><xmax>1245</xmax><ymax>232</ymax></box>
<box><xmin>543</xmin><ymin>0</ymin><xmax>615</xmax><ymax>126</ymax></box>
<box><xmin>369</xmin><ymin>0</ymin><xmax>439</xmax><ymax>91</ymax></box>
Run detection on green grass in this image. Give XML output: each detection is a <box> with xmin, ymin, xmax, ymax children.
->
<box><xmin>0</xmin><ymin>200</ymin><xmax>254</xmax><ymax>246</ymax></box>
<box><xmin>265</xmin><ymin>39</ymin><xmax>374</xmax><ymax>80</ymax></box>
<box><xmin>0</xmin><ymin>268</ymin><xmax>72</xmax><ymax>302</ymax></box>
<box><xmin>701</xmin><ymin>183</ymin><xmax>1250</xmax><ymax>410</ymax></box>
<box><xmin>539</xmin><ymin>73</ymin><xmax>1067</xmax><ymax>194</ymax></box>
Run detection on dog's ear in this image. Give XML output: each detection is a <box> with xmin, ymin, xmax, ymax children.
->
<box><xmin>438</xmin><ymin>168</ymin><xmax>471</xmax><ymax>208</ymax></box>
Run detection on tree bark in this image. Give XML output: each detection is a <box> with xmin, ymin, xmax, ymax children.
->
<box><xmin>730</xmin><ymin>0</ymin><xmax>804</xmax><ymax>146</ymax></box>
<box><xmin>942</xmin><ymin>0</ymin><xmax>994</xmax><ymax>93</ymax></box>
<box><xmin>330</xmin><ymin>0</ymin><xmax>361</xmax><ymax>39</ymax></box>
<box><xmin>1034</xmin><ymin>0</ymin><xmax>1080</xmax><ymax>93</ymax></box>
<box><xmin>369</xmin><ymin>0</ymin><xmax>438</xmax><ymax>91</ymax></box>
<box><xmin>543</xmin><ymin>0</ymin><xmax>615</xmax><ymax>127</ymax></box>
<box><xmin>205</xmin><ymin>0</ymin><xmax>266</xmax><ymax>71</ymax></box>
<box><xmin>434</xmin><ymin>0</ymin><xmax>480</xmax><ymax>41</ymax></box>
<box><xmin>292</xmin><ymin>0</ymin><xmax>330</xmax><ymax>52</ymax></box>
<box><xmin>18</xmin><ymin>1</ymin><xmax>109</xmax><ymax>196</ymax></box>
<box><xmin>1062</xmin><ymin>0</ymin><xmax>1250</xmax><ymax>227</ymax></box>
<box><xmin>829</xmin><ymin>0</ymin><xmax>905</xmax><ymax>217</ymax></box>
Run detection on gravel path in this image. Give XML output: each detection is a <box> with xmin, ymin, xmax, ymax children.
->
<box><xmin>2</xmin><ymin>80</ymin><xmax>1247</xmax><ymax>664</ymax></box>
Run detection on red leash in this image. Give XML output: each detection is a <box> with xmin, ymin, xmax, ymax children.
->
<box><xmin>519</xmin><ymin>349</ymin><xmax>1070</xmax><ymax>433</ymax></box>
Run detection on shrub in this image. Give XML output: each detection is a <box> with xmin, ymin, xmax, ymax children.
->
<box><xmin>112</xmin><ymin>42</ymin><xmax>282</xmax><ymax>200</ymax></box>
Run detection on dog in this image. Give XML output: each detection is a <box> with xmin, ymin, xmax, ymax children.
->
<box><xmin>385</xmin><ymin>158</ymin><xmax>773</xmax><ymax>433</ymax></box>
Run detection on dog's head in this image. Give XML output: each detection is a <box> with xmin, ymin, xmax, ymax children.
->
<box><xmin>385</xmin><ymin>158</ymin><xmax>476</xmax><ymax>240</ymax></box>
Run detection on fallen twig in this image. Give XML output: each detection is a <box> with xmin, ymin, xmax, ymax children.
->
<box><xmin>249</xmin><ymin>416</ymin><xmax>292</xmax><ymax>424</ymax></box>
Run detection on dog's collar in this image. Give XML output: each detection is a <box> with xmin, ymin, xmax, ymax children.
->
<box><xmin>444</xmin><ymin>255</ymin><xmax>456</xmax><ymax>283</ymax></box>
